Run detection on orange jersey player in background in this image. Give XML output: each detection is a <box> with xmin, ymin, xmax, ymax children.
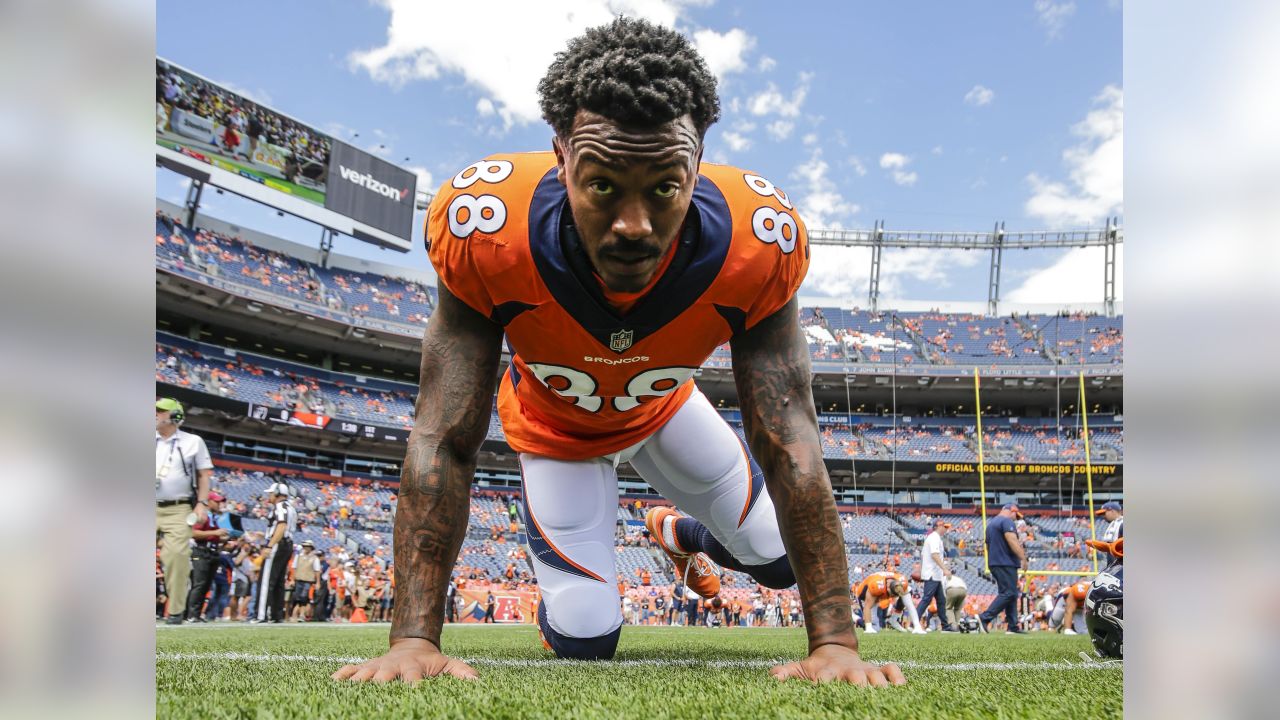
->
<box><xmin>337</xmin><ymin>17</ymin><xmax>904</xmax><ymax>689</ymax></box>
<box><xmin>853</xmin><ymin>571</ymin><xmax>925</xmax><ymax>635</ymax></box>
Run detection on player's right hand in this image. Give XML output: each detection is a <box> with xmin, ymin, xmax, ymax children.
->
<box><xmin>331</xmin><ymin>638</ymin><xmax>478</xmax><ymax>683</ymax></box>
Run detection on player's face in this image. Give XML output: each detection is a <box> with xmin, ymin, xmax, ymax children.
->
<box><xmin>555</xmin><ymin>110</ymin><xmax>702</xmax><ymax>293</ymax></box>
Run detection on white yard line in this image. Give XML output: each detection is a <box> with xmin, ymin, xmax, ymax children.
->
<box><xmin>156</xmin><ymin>651</ymin><xmax>1119</xmax><ymax>672</ymax></box>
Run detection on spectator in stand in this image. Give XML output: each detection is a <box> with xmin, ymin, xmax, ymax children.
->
<box><xmin>978</xmin><ymin>503</ymin><xmax>1028</xmax><ymax>634</ymax></box>
<box><xmin>289</xmin><ymin>540</ymin><xmax>322</xmax><ymax>621</ymax></box>
<box><xmin>915</xmin><ymin>518</ymin><xmax>958</xmax><ymax>633</ymax></box>
<box><xmin>232</xmin><ymin>541</ymin><xmax>256</xmax><ymax>621</ymax></box>
<box><xmin>155</xmin><ymin>398</ymin><xmax>214</xmax><ymax>625</ymax></box>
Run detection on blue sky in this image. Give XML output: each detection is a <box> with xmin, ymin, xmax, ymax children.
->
<box><xmin>157</xmin><ymin>0</ymin><xmax>1122</xmax><ymax>307</ymax></box>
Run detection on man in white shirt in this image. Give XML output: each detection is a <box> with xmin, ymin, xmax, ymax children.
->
<box><xmin>915</xmin><ymin>518</ymin><xmax>958</xmax><ymax>633</ymax></box>
<box><xmin>155</xmin><ymin>398</ymin><xmax>214</xmax><ymax>625</ymax></box>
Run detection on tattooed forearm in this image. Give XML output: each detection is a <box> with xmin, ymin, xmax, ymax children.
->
<box><xmin>731</xmin><ymin>297</ymin><xmax>857</xmax><ymax>654</ymax></box>
<box><xmin>390</xmin><ymin>286</ymin><xmax>503</xmax><ymax>648</ymax></box>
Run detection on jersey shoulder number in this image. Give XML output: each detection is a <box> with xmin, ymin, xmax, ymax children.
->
<box><xmin>427</xmin><ymin>152</ymin><xmax>554</xmax><ymax>315</ymax></box>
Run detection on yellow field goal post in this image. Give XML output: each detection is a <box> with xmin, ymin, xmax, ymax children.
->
<box><xmin>975</xmin><ymin>368</ymin><xmax>1102</xmax><ymax>584</ymax></box>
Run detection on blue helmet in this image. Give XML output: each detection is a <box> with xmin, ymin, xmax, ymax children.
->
<box><xmin>1084</xmin><ymin>564</ymin><xmax>1123</xmax><ymax>659</ymax></box>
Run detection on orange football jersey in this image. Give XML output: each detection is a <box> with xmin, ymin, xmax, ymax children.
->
<box><xmin>855</xmin><ymin>571</ymin><xmax>907</xmax><ymax>600</ymax></box>
<box><xmin>428</xmin><ymin>152</ymin><xmax>809</xmax><ymax>460</ymax></box>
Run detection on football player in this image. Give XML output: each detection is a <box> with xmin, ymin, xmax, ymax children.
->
<box><xmin>1050</xmin><ymin>579</ymin><xmax>1092</xmax><ymax>635</ymax></box>
<box><xmin>853</xmin><ymin>571</ymin><xmax>926</xmax><ymax>635</ymax></box>
<box><xmin>334</xmin><ymin>18</ymin><xmax>903</xmax><ymax>688</ymax></box>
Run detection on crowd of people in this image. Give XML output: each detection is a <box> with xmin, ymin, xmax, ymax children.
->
<box><xmin>157</xmin><ymin>61</ymin><xmax>331</xmax><ymax>175</ymax></box>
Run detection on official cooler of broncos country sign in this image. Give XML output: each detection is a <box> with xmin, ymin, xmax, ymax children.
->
<box><xmin>427</xmin><ymin>152</ymin><xmax>810</xmax><ymax>461</ymax></box>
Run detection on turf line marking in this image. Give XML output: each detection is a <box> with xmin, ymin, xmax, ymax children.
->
<box><xmin>156</xmin><ymin>652</ymin><xmax>1118</xmax><ymax>672</ymax></box>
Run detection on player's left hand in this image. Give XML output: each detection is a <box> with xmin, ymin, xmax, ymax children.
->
<box><xmin>769</xmin><ymin>644</ymin><xmax>906</xmax><ymax>687</ymax></box>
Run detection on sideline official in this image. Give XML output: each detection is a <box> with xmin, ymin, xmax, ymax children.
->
<box><xmin>255</xmin><ymin>482</ymin><xmax>297</xmax><ymax>623</ymax></box>
<box><xmin>155</xmin><ymin>398</ymin><xmax>213</xmax><ymax>625</ymax></box>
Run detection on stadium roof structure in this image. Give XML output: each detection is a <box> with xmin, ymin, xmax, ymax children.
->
<box><xmin>808</xmin><ymin>219</ymin><xmax>1123</xmax><ymax>317</ymax></box>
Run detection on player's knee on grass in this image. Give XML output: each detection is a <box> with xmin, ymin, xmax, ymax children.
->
<box><xmin>538</xmin><ymin>600</ymin><xmax>621</xmax><ymax>660</ymax></box>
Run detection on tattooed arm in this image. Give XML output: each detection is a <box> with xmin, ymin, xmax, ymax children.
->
<box><xmin>333</xmin><ymin>286</ymin><xmax>503</xmax><ymax>683</ymax></box>
<box><xmin>731</xmin><ymin>297</ymin><xmax>905</xmax><ymax>686</ymax></box>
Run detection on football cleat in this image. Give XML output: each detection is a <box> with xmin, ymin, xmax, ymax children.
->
<box><xmin>644</xmin><ymin>507</ymin><xmax>721</xmax><ymax>599</ymax></box>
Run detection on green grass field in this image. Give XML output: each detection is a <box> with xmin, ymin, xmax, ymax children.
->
<box><xmin>156</xmin><ymin>623</ymin><xmax>1121</xmax><ymax>719</ymax></box>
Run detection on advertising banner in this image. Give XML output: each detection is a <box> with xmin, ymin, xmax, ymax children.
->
<box><xmin>156</xmin><ymin>57</ymin><xmax>415</xmax><ymax>250</ymax></box>
<box><xmin>324</xmin><ymin>140</ymin><xmax>417</xmax><ymax>240</ymax></box>
<box><xmin>453</xmin><ymin>588</ymin><xmax>537</xmax><ymax>624</ymax></box>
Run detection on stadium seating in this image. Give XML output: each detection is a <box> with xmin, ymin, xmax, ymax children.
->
<box><xmin>160</xmin><ymin>332</ymin><xmax>1124</xmax><ymax>463</ymax></box>
<box><xmin>209</xmin><ymin>457</ymin><xmax>1107</xmax><ymax>609</ymax></box>
<box><xmin>156</xmin><ymin>209</ymin><xmax>1123</xmax><ymax>369</ymax></box>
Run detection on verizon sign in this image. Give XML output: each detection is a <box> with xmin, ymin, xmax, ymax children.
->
<box><xmin>325</xmin><ymin>140</ymin><xmax>417</xmax><ymax>240</ymax></box>
<box><xmin>337</xmin><ymin>165</ymin><xmax>410</xmax><ymax>202</ymax></box>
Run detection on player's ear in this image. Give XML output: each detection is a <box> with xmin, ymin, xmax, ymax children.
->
<box><xmin>553</xmin><ymin>136</ymin><xmax>568</xmax><ymax>186</ymax></box>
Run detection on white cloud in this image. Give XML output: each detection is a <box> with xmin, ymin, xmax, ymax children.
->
<box><xmin>348</xmin><ymin>1</ymin><xmax>694</xmax><ymax>129</ymax></box>
<box><xmin>879</xmin><ymin>152</ymin><xmax>909</xmax><ymax>169</ymax></box>
<box><xmin>879</xmin><ymin>152</ymin><xmax>918</xmax><ymax>186</ymax></box>
<box><xmin>964</xmin><ymin>84</ymin><xmax>994</xmax><ymax>106</ymax></box>
<box><xmin>791</xmin><ymin>148</ymin><xmax>859</xmax><ymax>230</ymax></box>
<box><xmin>802</xmin><ymin>133</ymin><xmax>818</xmax><ymax>146</ymax></box>
<box><xmin>1034</xmin><ymin>0</ymin><xmax>1076</xmax><ymax>39</ymax></box>
<box><xmin>692</xmin><ymin>28</ymin><xmax>755</xmax><ymax>82</ymax></box>
<box><xmin>1005</xmin><ymin>245</ymin><xmax>1124</xmax><ymax>303</ymax></box>
<box><xmin>476</xmin><ymin>98</ymin><xmax>496</xmax><ymax>117</ymax></box>
<box><xmin>748</xmin><ymin>72</ymin><xmax>812</xmax><ymax>117</ymax></box>
<box><xmin>801</xmin><ymin>246</ymin><xmax>982</xmax><ymax>300</ymax></box>
<box><xmin>766</xmin><ymin>120</ymin><xmax>795</xmax><ymax>141</ymax></box>
<box><xmin>848</xmin><ymin>156</ymin><xmax>867</xmax><ymax>177</ymax></box>
<box><xmin>721</xmin><ymin>131</ymin><xmax>751</xmax><ymax>152</ymax></box>
<box><xmin>757</xmin><ymin>55</ymin><xmax>776</xmax><ymax>72</ymax></box>
<box><xmin>1024</xmin><ymin>84</ymin><xmax>1123</xmax><ymax>227</ymax></box>
<box><xmin>406</xmin><ymin>165</ymin><xmax>435</xmax><ymax>193</ymax></box>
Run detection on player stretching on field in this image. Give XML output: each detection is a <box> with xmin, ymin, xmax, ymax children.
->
<box><xmin>334</xmin><ymin>18</ymin><xmax>904</xmax><ymax>687</ymax></box>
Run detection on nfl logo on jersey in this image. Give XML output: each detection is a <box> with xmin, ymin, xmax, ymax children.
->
<box><xmin>609</xmin><ymin>329</ymin><xmax>634</xmax><ymax>353</ymax></box>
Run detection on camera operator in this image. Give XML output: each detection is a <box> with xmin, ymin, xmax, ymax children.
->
<box><xmin>184</xmin><ymin>491</ymin><xmax>229</xmax><ymax>621</ymax></box>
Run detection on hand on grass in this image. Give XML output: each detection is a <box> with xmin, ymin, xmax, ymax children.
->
<box><xmin>332</xmin><ymin>638</ymin><xmax>478</xmax><ymax>683</ymax></box>
<box><xmin>769</xmin><ymin>643</ymin><xmax>906</xmax><ymax>687</ymax></box>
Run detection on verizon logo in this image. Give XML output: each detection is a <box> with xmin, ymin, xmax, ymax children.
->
<box><xmin>338</xmin><ymin>165</ymin><xmax>408</xmax><ymax>202</ymax></box>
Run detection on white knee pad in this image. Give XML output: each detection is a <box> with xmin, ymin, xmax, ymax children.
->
<box><xmin>520</xmin><ymin>454</ymin><xmax>622</xmax><ymax>638</ymax></box>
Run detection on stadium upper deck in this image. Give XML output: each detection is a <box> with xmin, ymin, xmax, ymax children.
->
<box><xmin>155</xmin><ymin>210</ymin><xmax>1123</xmax><ymax>374</ymax></box>
<box><xmin>157</xmin><ymin>332</ymin><xmax>1121</xmax><ymax>465</ymax></box>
